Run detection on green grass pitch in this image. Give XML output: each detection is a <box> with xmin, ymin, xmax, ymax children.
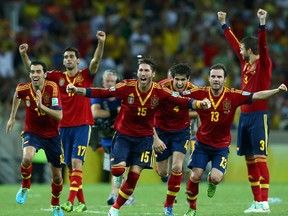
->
<box><xmin>0</xmin><ymin>182</ymin><xmax>287</xmax><ymax>215</ymax></box>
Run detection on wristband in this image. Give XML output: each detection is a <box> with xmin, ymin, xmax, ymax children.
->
<box><xmin>222</xmin><ymin>24</ymin><xmax>229</xmax><ymax>30</ymax></box>
<box><xmin>196</xmin><ymin>101</ymin><xmax>202</xmax><ymax>109</ymax></box>
<box><xmin>86</xmin><ymin>88</ymin><xmax>91</xmax><ymax>97</ymax></box>
<box><xmin>259</xmin><ymin>24</ymin><xmax>266</xmax><ymax>30</ymax></box>
<box><xmin>188</xmin><ymin>99</ymin><xmax>195</xmax><ymax>110</ymax></box>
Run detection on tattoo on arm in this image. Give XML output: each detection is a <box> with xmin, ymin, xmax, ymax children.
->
<box><xmin>76</xmin><ymin>88</ymin><xmax>85</xmax><ymax>95</ymax></box>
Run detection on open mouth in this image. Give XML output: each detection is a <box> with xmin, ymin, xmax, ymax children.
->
<box><xmin>176</xmin><ymin>86</ymin><xmax>184</xmax><ymax>91</ymax></box>
<box><xmin>32</xmin><ymin>77</ymin><xmax>40</xmax><ymax>85</ymax></box>
<box><xmin>140</xmin><ymin>77</ymin><xmax>147</xmax><ymax>84</ymax></box>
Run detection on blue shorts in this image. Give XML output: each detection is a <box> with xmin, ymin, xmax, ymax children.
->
<box><xmin>183</xmin><ymin>137</ymin><xmax>196</xmax><ymax>172</ymax></box>
<box><xmin>188</xmin><ymin>140</ymin><xmax>229</xmax><ymax>174</ymax></box>
<box><xmin>155</xmin><ymin>127</ymin><xmax>190</xmax><ymax>162</ymax></box>
<box><xmin>22</xmin><ymin>131</ymin><xmax>64</xmax><ymax>168</ymax></box>
<box><xmin>237</xmin><ymin>111</ymin><xmax>270</xmax><ymax>156</ymax></box>
<box><xmin>111</xmin><ymin>132</ymin><xmax>154</xmax><ymax>169</ymax></box>
<box><xmin>60</xmin><ymin>125</ymin><xmax>90</xmax><ymax>165</ymax></box>
<box><xmin>101</xmin><ymin>138</ymin><xmax>113</xmax><ymax>147</ymax></box>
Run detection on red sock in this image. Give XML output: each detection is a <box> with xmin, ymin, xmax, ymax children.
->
<box><xmin>51</xmin><ymin>179</ymin><xmax>63</xmax><ymax>206</ymax></box>
<box><xmin>67</xmin><ymin>170</ymin><xmax>82</xmax><ymax>204</ymax></box>
<box><xmin>164</xmin><ymin>171</ymin><xmax>182</xmax><ymax>207</ymax></box>
<box><xmin>186</xmin><ymin>178</ymin><xmax>198</xmax><ymax>210</ymax></box>
<box><xmin>21</xmin><ymin>163</ymin><xmax>32</xmax><ymax>189</ymax></box>
<box><xmin>67</xmin><ymin>170</ymin><xmax>85</xmax><ymax>203</ymax></box>
<box><xmin>77</xmin><ymin>185</ymin><xmax>85</xmax><ymax>204</ymax></box>
<box><xmin>68</xmin><ymin>170</ymin><xmax>85</xmax><ymax>203</ymax></box>
<box><xmin>246</xmin><ymin>159</ymin><xmax>261</xmax><ymax>202</ymax></box>
<box><xmin>256</xmin><ymin>157</ymin><xmax>270</xmax><ymax>201</ymax></box>
<box><xmin>113</xmin><ymin>171</ymin><xmax>140</xmax><ymax>209</ymax></box>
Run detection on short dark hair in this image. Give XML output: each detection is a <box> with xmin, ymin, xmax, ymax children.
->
<box><xmin>209</xmin><ymin>63</ymin><xmax>227</xmax><ymax>78</ymax></box>
<box><xmin>62</xmin><ymin>46</ymin><xmax>80</xmax><ymax>58</ymax></box>
<box><xmin>169</xmin><ymin>63</ymin><xmax>192</xmax><ymax>79</ymax></box>
<box><xmin>138</xmin><ymin>57</ymin><xmax>157</xmax><ymax>72</ymax></box>
<box><xmin>240</xmin><ymin>36</ymin><xmax>258</xmax><ymax>55</ymax></box>
<box><xmin>30</xmin><ymin>60</ymin><xmax>47</xmax><ymax>72</ymax></box>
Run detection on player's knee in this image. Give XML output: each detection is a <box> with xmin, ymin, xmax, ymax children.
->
<box><xmin>52</xmin><ymin>177</ymin><xmax>63</xmax><ymax>185</ymax></box>
<box><xmin>157</xmin><ymin>169</ymin><xmax>168</xmax><ymax>178</ymax></box>
<box><xmin>52</xmin><ymin>171</ymin><xmax>63</xmax><ymax>184</ymax></box>
<box><xmin>210</xmin><ymin>174</ymin><xmax>222</xmax><ymax>184</ymax></box>
<box><xmin>191</xmin><ymin>172</ymin><xmax>201</xmax><ymax>183</ymax></box>
<box><xmin>22</xmin><ymin>158</ymin><xmax>32</xmax><ymax>167</ymax></box>
<box><xmin>111</xmin><ymin>166</ymin><xmax>125</xmax><ymax>177</ymax></box>
<box><xmin>171</xmin><ymin>165</ymin><xmax>182</xmax><ymax>173</ymax></box>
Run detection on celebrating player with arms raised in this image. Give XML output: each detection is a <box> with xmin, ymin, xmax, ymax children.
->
<box><xmin>67</xmin><ymin>57</ymin><xmax>210</xmax><ymax>216</ymax></box>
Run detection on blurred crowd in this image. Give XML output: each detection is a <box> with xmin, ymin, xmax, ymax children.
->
<box><xmin>0</xmin><ymin>0</ymin><xmax>288</xmax><ymax>129</ymax></box>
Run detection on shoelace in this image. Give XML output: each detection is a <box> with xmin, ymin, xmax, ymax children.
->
<box><xmin>21</xmin><ymin>189</ymin><xmax>27</xmax><ymax>197</ymax></box>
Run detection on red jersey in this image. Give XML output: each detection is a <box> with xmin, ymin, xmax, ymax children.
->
<box><xmin>223</xmin><ymin>25</ymin><xmax>272</xmax><ymax>113</ymax></box>
<box><xmin>16</xmin><ymin>80</ymin><xmax>62</xmax><ymax>138</ymax></box>
<box><xmin>183</xmin><ymin>87</ymin><xmax>253</xmax><ymax>148</ymax></box>
<box><xmin>87</xmin><ymin>79</ymin><xmax>191</xmax><ymax>137</ymax></box>
<box><xmin>46</xmin><ymin>68</ymin><xmax>95</xmax><ymax>127</ymax></box>
<box><xmin>155</xmin><ymin>79</ymin><xmax>197</xmax><ymax>131</ymax></box>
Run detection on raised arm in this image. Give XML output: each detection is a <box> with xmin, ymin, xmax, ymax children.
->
<box><xmin>217</xmin><ymin>11</ymin><xmax>227</xmax><ymax>25</ymax></box>
<box><xmin>19</xmin><ymin>43</ymin><xmax>31</xmax><ymax>71</ymax></box>
<box><xmin>257</xmin><ymin>8</ymin><xmax>271</xmax><ymax>72</ymax></box>
<box><xmin>6</xmin><ymin>92</ymin><xmax>21</xmax><ymax>133</ymax></box>
<box><xmin>217</xmin><ymin>11</ymin><xmax>242</xmax><ymax>61</ymax></box>
<box><xmin>66</xmin><ymin>83</ymin><xmax>115</xmax><ymax>98</ymax></box>
<box><xmin>257</xmin><ymin>8</ymin><xmax>266</xmax><ymax>26</ymax></box>
<box><xmin>252</xmin><ymin>84</ymin><xmax>287</xmax><ymax>100</ymax></box>
<box><xmin>89</xmin><ymin>31</ymin><xmax>106</xmax><ymax>74</ymax></box>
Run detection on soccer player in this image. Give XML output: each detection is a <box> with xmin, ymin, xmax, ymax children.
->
<box><xmin>90</xmin><ymin>69</ymin><xmax>135</xmax><ymax>205</ymax></box>
<box><xmin>217</xmin><ymin>9</ymin><xmax>272</xmax><ymax>212</ymax></box>
<box><xmin>181</xmin><ymin>63</ymin><xmax>287</xmax><ymax>216</ymax></box>
<box><xmin>6</xmin><ymin>60</ymin><xmax>64</xmax><ymax>216</ymax></box>
<box><xmin>66</xmin><ymin>57</ymin><xmax>211</xmax><ymax>216</ymax></box>
<box><xmin>18</xmin><ymin>31</ymin><xmax>106</xmax><ymax>212</ymax></box>
<box><xmin>153</xmin><ymin>63</ymin><xmax>197</xmax><ymax>216</ymax></box>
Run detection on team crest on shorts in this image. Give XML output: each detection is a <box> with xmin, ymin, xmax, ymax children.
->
<box><xmin>59</xmin><ymin>78</ymin><xmax>65</xmax><ymax>87</ymax></box>
<box><xmin>223</xmin><ymin>100</ymin><xmax>231</xmax><ymax>114</ymax></box>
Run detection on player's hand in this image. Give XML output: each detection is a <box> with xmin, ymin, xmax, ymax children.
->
<box><xmin>19</xmin><ymin>43</ymin><xmax>28</xmax><ymax>55</ymax></box>
<box><xmin>278</xmin><ymin>84</ymin><xmax>287</xmax><ymax>92</ymax></box>
<box><xmin>201</xmin><ymin>98</ymin><xmax>211</xmax><ymax>109</ymax></box>
<box><xmin>153</xmin><ymin>137</ymin><xmax>167</xmax><ymax>154</ymax></box>
<box><xmin>257</xmin><ymin>8</ymin><xmax>267</xmax><ymax>25</ymax></box>
<box><xmin>96</xmin><ymin>31</ymin><xmax>106</xmax><ymax>42</ymax></box>
<box><xmin>36</xmin><ymin>89</ymin><xmax>43</xmax><ymax>108</ymax></box>
<box><xmin>217</xmin><ymin>11</ymin><xmax>227</xmax><ymax>25</ymax></box>
<box><xmin>6</xmin><ymin>118</ymin><xmax>15</xmax><ymax>134</ymax></box>
<box><xmin>66</xmin><ymin>83</ymin><xmax>77</xmax><ymax>94</ymax></box>
<box><xmin>257</xmin><ymin>8</ymin><xmax>267</xmax><ymax>19</ymax></box>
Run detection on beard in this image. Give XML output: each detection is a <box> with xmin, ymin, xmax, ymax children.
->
<box><xmin>33</xmin><ymin>81</ymin><xmax>40</xmax><ymax>90</ymax></box>
<box><xmin>243</xmin><ymin>55</ymin><xmax>249</xmax><ymax>62</ymax></box>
